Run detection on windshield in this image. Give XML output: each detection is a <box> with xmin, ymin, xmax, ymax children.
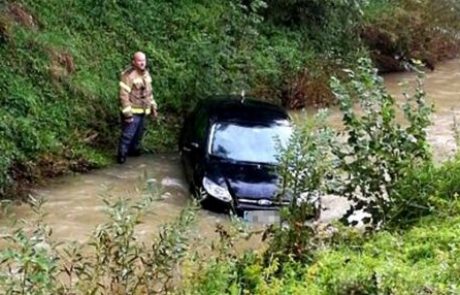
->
<box><xmin>209</xmin><ymin>121</ymin><xmax>292</xmax><ymax>164</ymax></box>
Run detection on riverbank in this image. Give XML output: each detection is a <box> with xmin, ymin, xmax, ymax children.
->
<box><xmin>1</xmin><ymin>56</ymin><xmax>459</xmax><ymax>258</ymax></box>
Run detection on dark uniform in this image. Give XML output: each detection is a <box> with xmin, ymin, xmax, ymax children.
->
<box><xmin>117</xmin><ymin>66</ymin><xmax>157</xmax><ymax>163</ymax></box>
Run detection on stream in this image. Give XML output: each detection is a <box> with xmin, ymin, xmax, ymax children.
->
<box><xmin>1</xmin><ymin>58</ymin><xmax>459</xmax><ymax>246</ymax></box>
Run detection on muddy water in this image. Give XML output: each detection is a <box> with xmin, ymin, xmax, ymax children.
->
<box><xmin>1</xmin><ymin>59</ymin><xmax>460</xmax><ymax>246</ymax></box>
<box><xmin>294</xmin><ymin>58</ymin><xmax>460</xmax><ymax>162</ymax></box>
<box><xmin>1</xmin><ymin>155</ymin><xmax>238</xmax><ymax>245</ymax></box>
<box><xmin>385</xmin><ymin>59</ymin><xmax>460</xmax><ymax>161</ymax></box>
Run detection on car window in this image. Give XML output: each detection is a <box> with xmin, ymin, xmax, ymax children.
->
<box><xmin>209</xmin><ymin>121</ymin><xmax>292</xmax><ymax>164</ymax></box>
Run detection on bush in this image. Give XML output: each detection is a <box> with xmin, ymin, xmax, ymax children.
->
<box><xmin>361</xmin><ymin>0</ymin><xmax>460</xmax><ymax>72</ymax></box>
<box><xmin>264</xmin><ymin>110</ymin><xmax>334</xmax><ymax>263</ymax></box>
<box><xmin>330</xmin><ymin>58</ymin><xmax>432</xmax><ymax>228</ymax></box>
<box><xmin>0</xmin><ymin>185</ymin><xmax>199</xmax><ymax>294</ymax></box>
<box><xmin>389</xmin><ymin>155</ymin><xmax>460</xmax><ymax>226</ymax></box>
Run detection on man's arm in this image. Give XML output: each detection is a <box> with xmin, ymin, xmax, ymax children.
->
<box><xmin>146</xmin><ymin>73</ymin><xmax>158</xmax><ymax>118</ymax></box>
<box><xmin>150</xmin><ymin>94</ymin><xmax>158</xmax><ymax>118</ymax></box>
<box><xmin>119</xmin><ymin>74</ymin><xmax>133</xmax><ymax>119</ymax></box>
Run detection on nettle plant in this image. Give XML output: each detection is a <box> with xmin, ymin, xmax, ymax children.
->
<box><xmin>330</xmin><ymin>58</ymin><xmax>432</xmax><ymax>228</ymax></box>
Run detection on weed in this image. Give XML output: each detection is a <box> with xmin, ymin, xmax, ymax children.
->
<box><xmin>0</xmin><ymin>184</ymin><xmax>199</xmax><ymax>294</ymax></box>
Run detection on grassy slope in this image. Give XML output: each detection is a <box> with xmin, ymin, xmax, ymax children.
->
<box><xmin>184</xmin><ymin>215</ymin><xmax>460</xmax><ymax>294</ymax></box>
<box><xmin>0</xmin><ymin>0</ymin><xmax>307</xmax><ymax>197</ymax></box>
<box><xmin>306</xmin><ymin>216</ymin><xmax>460</xmax><ymax>294</ymax></box>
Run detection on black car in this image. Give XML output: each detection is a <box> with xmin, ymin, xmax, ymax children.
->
<box><xmin>179</xmin><ymin>96</ymin><xmax>292</xmax><ymax>220</ymax></box>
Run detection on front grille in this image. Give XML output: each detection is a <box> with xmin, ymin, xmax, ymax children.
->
<box><xmin>238</xmin><ymin>198</ymin><xmax>289</xmax><ymax>207</ymax></box>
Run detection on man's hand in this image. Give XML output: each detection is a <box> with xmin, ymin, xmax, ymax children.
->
<box><xmin>150</xmin><ymin>108</ymin><xmax>158</xmax><ymax>121</ymax></box>
<box><xmin>124</xmin><ymin>116</ymin><xmax>134</xmax><ymax>123</ymax></box>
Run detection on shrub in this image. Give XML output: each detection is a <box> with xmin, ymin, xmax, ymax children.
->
<box><xmin>265</xmin><ymin>110</ymin><xmax>334</xmax><ymax>263</ymax></box>
<box><xmin>0</xmin><ymin>185</ymin><xmax>199</xmax><ymax>294</ymax></box>
<box><xmin>330</xmin><ymin>58</ymin><xmax>432</xmax><ymax>228</ymax></box>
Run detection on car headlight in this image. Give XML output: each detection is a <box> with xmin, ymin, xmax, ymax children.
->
<box><xmin>202</xmin><ymin>177</ymin><xmax>232</xmax><ymax>202</ymax></box>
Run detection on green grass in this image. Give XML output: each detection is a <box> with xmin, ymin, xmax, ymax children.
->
<box><xmin>180</xmin><ymin>205</ymin><xmax>460</xmax><ymax>295</ymax></box>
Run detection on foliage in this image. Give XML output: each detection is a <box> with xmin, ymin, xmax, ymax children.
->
<box><xmin>262</xmin><ymin>0</ymin><xmax>367</xmax><ymax>55</ymax></box>
<box><xmin>1</xmin><ymin>0</ymin><xmax>460</xmax><ymax>294</ymax></box>
<box><xmin>179</xmin><ymin>200</ymin><xmax>460</xmax><ymax>294</ymax></box>
<box><xmin>2</xmin><ymin>133</ymin><xmax>460</xmax><ymax>295</ymax></box>
<box><xmin>330</xmin><ymin>58</ymin><xmax>432</xmax><ymax>228</ymax></box>
<box><xmin>265</xmin><ymin>110</ymin><xmax>334</xmax><ymax>263</ymax></box>
<box><xmin>361</xmin><ymin>0</ymin><xmax>460</xmax><ymax>72</ymax></box>
<box><xmin>0</xmin><ymin>197</ymin><xmax>61</xmax><ymax>295</ymax></box>
<box><xmin>389</xmin><ymin>155</ymin><xmax>460</xmax><ymax>227</ymax></box>
<box><xmin>0</xmin><ymin>185</ymin><xmax>199</xmax><ymax>294</ymax></box>
<box><xmin>1</xmin><ymin>0</ymin><xmax>459</xmax><ymax>198</ymax></box>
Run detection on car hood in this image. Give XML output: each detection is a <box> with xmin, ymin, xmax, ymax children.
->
<box><xmin>207</xmin><ymin>160</ymin><xmax>281</xmax><ymax>200</ymax></box>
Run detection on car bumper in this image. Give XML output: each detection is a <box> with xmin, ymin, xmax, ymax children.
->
<box><xmin>234</xmin><ymin>198</ymin><xmax>289</xmax><ymax>215</ymax></box>
<box><xmin>201</xmin><ymin>191</ymin><xmax>290</xmax><ymax>215</ymax></box>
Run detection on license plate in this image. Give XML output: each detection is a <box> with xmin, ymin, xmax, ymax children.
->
<box><xmin>243</xmin><ymin>210</ymin><xmax>280</xmax><ymax>224</ymax></box>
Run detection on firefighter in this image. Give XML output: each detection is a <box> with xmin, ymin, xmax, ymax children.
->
<box><xmin>117</xmin><ymin>51</ymin><xmax>158</xmax><ymax>164</ymax></box>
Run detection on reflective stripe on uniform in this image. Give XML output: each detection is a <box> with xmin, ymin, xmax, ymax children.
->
<box><xmin>119</xmin><ymin>81</ymin><xmax>131</xmax><ymax>93</ymax></box>
<box><xmin>121</xmin><ymin>106</ymin><xmax>132</xmax><ymax>114</ymax></box>
<box><xmin>132</xmin><ymin>108</ymin><xmax>151</xmax><ymax>114</ymax></box>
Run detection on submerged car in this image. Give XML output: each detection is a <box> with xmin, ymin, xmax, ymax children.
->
<box><xmin>179</xmin><ymin>96</ymin><xmax>292</xmax><ymax>220</ymax></box>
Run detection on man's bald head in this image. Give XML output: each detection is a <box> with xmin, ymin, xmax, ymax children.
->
<box><xmin>132</xmin><ymin>51</ymin><xmax>147</xmax><ymax>72</ymax></box>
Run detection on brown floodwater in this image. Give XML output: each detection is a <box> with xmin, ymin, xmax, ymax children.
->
<box><xmin>1</xmin><ymin>59</ymin><xmax>460</xmax><ymax>246</ymax></box>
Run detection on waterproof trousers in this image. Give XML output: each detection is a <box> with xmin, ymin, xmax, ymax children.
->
<box><xmin>118</xmin><ymin>114</ymin><xmax>145</xmax><ymax>157</ymax></box>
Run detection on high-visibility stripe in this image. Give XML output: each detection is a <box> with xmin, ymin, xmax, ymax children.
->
<box><xmin>121</xmin><ymin>106</ymin><xmax>132</xmax><ymax>114</ymax></box>
<box><xmin>119</xmin><ymin>82</ymin><xmax>131</xmax><ymax>93</ymax></box>
<box><xmin>131</xmin><ymin>108</ymin><xmax>151</xmax><ymax>114</ymax></box>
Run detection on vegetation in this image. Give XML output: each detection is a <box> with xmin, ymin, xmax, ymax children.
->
<box><xmin>0</xmin><ymin>191</ymin><xmax>199</xmax><ymax>294</ymax></box>
<box><xmin>179</xmin><ymin>56</ymin><xmax>460</xmax><ymax>294</ymax></box>
<box><xmin>361</xmin><ymin>0</ymin><xmax>460</xmax><ymax>72</ymax></box>
<box><xmin>0</xmin><ymin>2</ymin><xmax>459</xmax><ymax>290</ymax></box>
<box><xmin>1</xmin><ymin>49</ymin><xmax>460</xmax><ymax>294</ymax></box>
<box><xmin>0</xmin><ymin>0</ymin><xmax>459</xmax><ymax>198</ymax></box>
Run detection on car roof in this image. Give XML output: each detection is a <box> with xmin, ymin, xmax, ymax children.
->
<box><xmin>195</xmin><ymin>96</ymin><xmax>290</xmax><ymax>123</ymax></box>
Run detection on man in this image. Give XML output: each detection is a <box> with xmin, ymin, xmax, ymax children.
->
<box><xmin>117</xmin><ymin>51</ymin><xmax>158</xmax><ymax>164</ymax></box>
